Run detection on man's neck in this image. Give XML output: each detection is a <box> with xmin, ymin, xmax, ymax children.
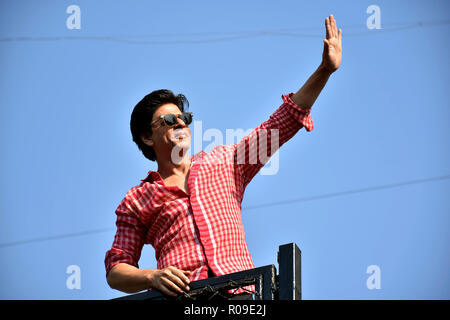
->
<box><xmin>156</xmin><ymin>154</ymin><xmax>191</xmax><ymax>179</ymax></box>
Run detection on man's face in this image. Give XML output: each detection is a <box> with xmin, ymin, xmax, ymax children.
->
<box><xmin>142</xmin><ymin>103</ymin><xmax>192</xmax><ymax>160</ymax></box>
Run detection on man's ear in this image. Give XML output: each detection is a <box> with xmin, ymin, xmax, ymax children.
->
<box><xmin>141</xmin><ymin>132</ymin><xmax>154</xmax><ymax>147</ymax></box>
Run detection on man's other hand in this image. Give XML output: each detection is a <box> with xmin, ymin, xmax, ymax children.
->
<box><xmin>149</xmin><ymin>266</ymin><xmax>191</xmax><ymax>297</ymax></box>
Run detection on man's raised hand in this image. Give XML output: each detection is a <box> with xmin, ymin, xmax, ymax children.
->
<box><xmin>322</xmin><ymin>14</ymin><xmax>342</xmax><ymax>73</ymax></box>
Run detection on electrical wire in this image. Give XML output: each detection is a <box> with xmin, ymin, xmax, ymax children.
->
<box><xmin>0</xmin><ymin>174</ymin><xmax>448</xmax><ymax>248</ymax></box>
<box><xmin>0</xmin><ymin>20</ymin><xmax>448</xmax><ymax>44</ymax></box>
<box><xmin>242</xmin><ymin>174</ymin><xmax>450</xmax><ymax>211</ymax></box>
<box><xmin>0</xmin><ymin>227</ymin><xmax>114</xmax><ymax>248</ymax></box>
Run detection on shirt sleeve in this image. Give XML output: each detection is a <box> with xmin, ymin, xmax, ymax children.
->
<box><xmin>104</xmin><ymin>201</ymin><xmax>148</xmax><ymax>277</ymax></box>
<box><xmin>234</xmin><ymin>93</ymin><xmax>314</xmax><ymax>188</ymax></box>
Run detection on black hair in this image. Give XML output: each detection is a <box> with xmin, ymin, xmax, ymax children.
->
<box><xmin>130</xmin><ymin>89</ymin><xmax>189</xmax><ymax>161</ymax></box>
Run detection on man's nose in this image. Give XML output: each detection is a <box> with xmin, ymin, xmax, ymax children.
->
<box><xmin>175</xmin><ymin>116</ymin><xmax>187</xmax><ymax>127</ymax></box>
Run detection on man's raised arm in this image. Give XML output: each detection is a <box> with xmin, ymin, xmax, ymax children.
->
<box><xmin>234</xmin><ymin>14</ymin><xmax>342</xmax><ymax>187</ymax></box>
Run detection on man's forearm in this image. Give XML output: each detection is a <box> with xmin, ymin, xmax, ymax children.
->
<box><xmin>107</xmin><ymin>263</ymin><xmax>155</xmax><ymax>293</ymax></box>
<box><xmin>291</xmin><ymin>63</ymin><xmax>333</xmax><ymax>111</ymax></box>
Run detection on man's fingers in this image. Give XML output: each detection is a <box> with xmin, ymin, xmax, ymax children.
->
<box><xmin>332</xmin><ymin>15</ymin><xmax>338</xmax><ymax>37</ymax></box>
<box><xmin>325</xmin><ymin>17</ymin><xmax>331</xmax><ymax>39</ymax></box>
<box><xmin>156</xmin><ymin>277</ymin><xmax>180</xmax><ymax>297</ymax></box>
<box><xmin>326</xmin><ymin>15</ymin><xmax>338</xmax><ymax>39</ymax></box>
<box><xmin>167</xmin><ymin>273</ymin><xmax>190</xmax><ymax>291</ymax></box>
<box><xmin>161</xmin><ymin>277</ymin><xmax>185</xmax><ymax>295</ymax></box>
<box><xmin>170</xmin><ymin>268</ymin><xmax>191</xmax><ymax>286</ymax></box>
<box><xmin>339</xmin><ymin>29</ymin><xmax>342</xmax><ymax>45</ymax></box>
<box><xmin>159</xmin><ymin>283</ymin><xmax>178</xmax><ymax>297</ymax></box>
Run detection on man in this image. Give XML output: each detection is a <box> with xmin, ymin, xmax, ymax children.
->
<box><xmin>105</xmin><ymin>15</ymin><xmax>342</xmax><ymax>297</ymax></box>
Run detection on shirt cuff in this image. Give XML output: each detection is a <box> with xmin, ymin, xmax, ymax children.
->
<box><xmin>282</xmin><ymin>93</ymin><xmax>314</xmax><ymax>132</ymax></box>
<box><xmin>104</xmin><ymin>248</ymin><xmax>139</xmax><ymax>277</ymax></box>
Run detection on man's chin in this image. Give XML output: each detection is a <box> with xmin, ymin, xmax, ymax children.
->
<box><xmin>170</xmin><ymin>141</ymin><xmax>191</xmax><ymax>164</ymax></box>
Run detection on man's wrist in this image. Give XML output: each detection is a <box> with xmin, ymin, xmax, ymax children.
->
<box><xmin>144</xmin><ymin>269</ymin><xmax>156</xmax><ymax>288</ymax></box>
<box><xmin>318</xmin><ymin>62</ymin><xmax>335</xmax><ymax>76</ymax></box>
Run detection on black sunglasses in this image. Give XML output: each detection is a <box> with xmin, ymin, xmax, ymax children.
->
<box><xmin>151</xmin><ymin>112</ymin><xmax>193</xmax><ymax>128</ymax></box>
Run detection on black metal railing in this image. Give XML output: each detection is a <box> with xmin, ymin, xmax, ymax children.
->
<box><xmin>114</xmin><ymin>242</ymin><xmax>301</xmax><ymax>301</ymax></box>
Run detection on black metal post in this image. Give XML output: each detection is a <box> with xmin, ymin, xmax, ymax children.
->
<box><xmin>278</xmin><ymin>242</ymin><xmax>301</xmax><ymax>300</ymax></box>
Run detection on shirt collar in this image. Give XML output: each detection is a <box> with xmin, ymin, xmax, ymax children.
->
<box><xmin>141</xmin><ymin>171</ymin><xmax>161</xmax><ymax>183</ymax></box>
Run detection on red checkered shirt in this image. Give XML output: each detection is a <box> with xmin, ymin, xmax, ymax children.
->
<box><xmin>105</xmin><ymin>93</ymin><xmax>314</xmax><ymax>289</ymax></box>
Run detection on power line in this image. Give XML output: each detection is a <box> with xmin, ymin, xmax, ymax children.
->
<box><xmin>0</xmin><ymin>227</ymin><xmax>113</xmax><ymax>249</ymax></box>
<box><xmin>0</xmin><ymin>19</ymin><xmax>448</xmax><ymax>44</ymax></box>
<box><xmin>242</xmin><ymin>174</ymin><xmax>450</xmax><ymax>211</ymax></box>
<box><xmin>269</xmin><ymin>19</ymin><xmax>450</xmax><ymax>38</ymax></box>
<box><xmin>0</xmin><ymin>174</ymin><xmax>448</xmax><ymax>248</ymax></box>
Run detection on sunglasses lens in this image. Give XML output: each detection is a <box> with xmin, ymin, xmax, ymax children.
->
<box><xmin>163</xmin><ymin>114</ymin><xmax>177</xmax><ymax>126</ymax></box>
<box><xmin>181</xmin><ymin>112</ymin><xmax>192</xmax><ymax>125</ymax></box>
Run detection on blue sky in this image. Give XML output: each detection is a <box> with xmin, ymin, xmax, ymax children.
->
<box><xmin>0</xmin><ymin>0</ymin><xmax>448</xmax><ymax>299</ymax></box>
